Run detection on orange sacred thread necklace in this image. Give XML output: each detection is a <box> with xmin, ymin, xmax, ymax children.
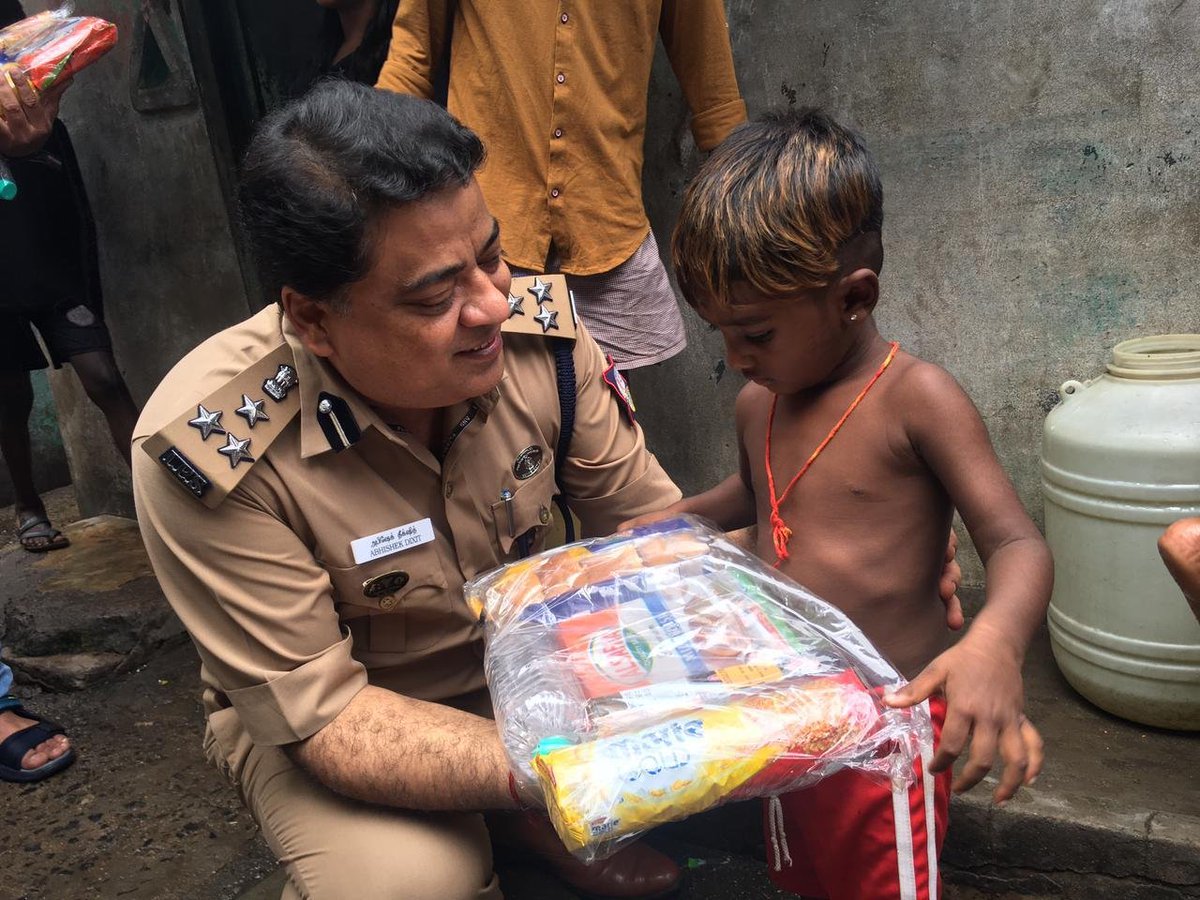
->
<box><xmin>765</xmin><ymin>341</ymin><xmax>901</xmax><ymax>567</ymax></box>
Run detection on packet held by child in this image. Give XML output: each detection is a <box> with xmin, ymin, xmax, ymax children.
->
<box><xmin>465</xmin><ymin>516</ymin><xmax>932</xmax><ymax>861</ymax></box>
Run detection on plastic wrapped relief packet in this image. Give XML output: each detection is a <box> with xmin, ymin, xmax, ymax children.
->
<box><xmin>464</xmin><ymin>516</ymin><xmax>932</xmax><ymax>862</ymax></box>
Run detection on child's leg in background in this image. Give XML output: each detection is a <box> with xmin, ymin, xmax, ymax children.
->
<box><xmin>763</xmin><ymin>697</ymin><xmax>951</xmax><ymax>900</ymax></box>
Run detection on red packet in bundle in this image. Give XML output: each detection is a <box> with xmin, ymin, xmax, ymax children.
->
<box><xmin>0</xmin><ymin>9</ymin><xmax>118</xmax><ymax>91</ymax></box>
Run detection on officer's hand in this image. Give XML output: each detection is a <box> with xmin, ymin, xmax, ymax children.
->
<box><xmin>940</xmin><ymin>530</ymin><xmax>965</xmax><ymax>630</ymax></box>
<box><xmin>618</xmin><ymin>508</ymin><xmax>683</xmax><ymax>532</ymax></box>
<box><xmin>0</xmin><ymin>66</ymin><xmax>71</xmax><ymax>158</ymax></box>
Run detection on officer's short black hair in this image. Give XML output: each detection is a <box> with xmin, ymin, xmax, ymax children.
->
<box><xmin>238</xmin><ymin>79</ymin><xmax>485</xmax><ymax>307</ymax></box>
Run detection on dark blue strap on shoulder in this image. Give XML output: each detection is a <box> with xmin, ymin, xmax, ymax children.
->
<box><xmin>551</xmin><ymin>338</ymin><xmax>576</xmax><ymax>543</ymax></box>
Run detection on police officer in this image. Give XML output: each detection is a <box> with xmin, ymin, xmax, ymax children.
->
<box><xmin>132</xmin><ymin>82</ymin><xmax>683</xmax><ymax>898</ymax></box>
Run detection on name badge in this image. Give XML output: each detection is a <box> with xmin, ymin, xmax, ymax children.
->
<box><xmin>350</xmin><ymin>518</ymin><xmax>435</xmax><ymax>565</ymax></box>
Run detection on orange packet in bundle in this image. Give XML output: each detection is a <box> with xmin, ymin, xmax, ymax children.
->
<box><xmin>731</xmin><ymin>670</ymin><xmax>886</xmax><ymax>799</ymax></box>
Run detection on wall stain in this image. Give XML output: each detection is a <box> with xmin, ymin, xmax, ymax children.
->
<box><xmin>1039</xmin><ymin>390</ymin><xmax>1062</xmax><ymax>414</ymax></box>
<box><xmin>780</xmin><ymin>81</ymin><xmax>798</xmax><ymax>106</ymax></box>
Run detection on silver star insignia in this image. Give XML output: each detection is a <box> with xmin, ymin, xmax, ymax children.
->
<box><xmin>527</xmin><ymin>277</ymin><xmax>553</xmax><ymax>305</ymax></box>
<box><xmin>217</xmin><ymin>433</ymin><xmax>255</xmax><ymax>468</ymax></box>
<box><xmin>235</xmin><ymin>394</ymin><xmax>270</xmax><ymax>428</ymax></box>
<box><xmin>187</xmin><ymin>404</ymin><xmax>226</xmax><ymax>440</ymax></box>
<box><xmin>534</xmin><ymin>306</ymin><xmax>559</xmax><ymax>333</ymax></box>
<box><xmin>507</xmin><ymin>293</ymin><xmax>525</xmax><ymax>317</ymax></box>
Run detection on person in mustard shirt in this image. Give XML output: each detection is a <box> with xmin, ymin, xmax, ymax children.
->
<box><xmin>376</xmin><ymin>0</ymin><xmax>748</xmax><ymax>373</ymax></box>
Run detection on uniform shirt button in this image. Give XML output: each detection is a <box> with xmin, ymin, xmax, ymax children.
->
<box><xmin>379</xmin><ymin>594</ymin><xmax>399</xmax><ymax>611</ymax></box>
<box><xmin>539</xmin><ymin>505</ymin><xmax>551</xmax><ymax>525</ymax></box>
<box><xmin>560</xmin><ymin>12</ymin><xmax>569</xmax><ymax>23</ymax></box>
<box><xmin>550</xmin><ymin>188</ymin><xmax>560</xmax><ymax>198</ymax></box>
<box><xmin>556</xmin><ymin>72</ymin><xmax>566</xmax><ymax>84</ymax></box>
<box><xmin>444</xmin><ymin>482</ymin><xmax>454</xmax><ymax>498</ymax></box>
<box><xmin>317</xmin><ymin>398</ymin><xmax>332</xmax><ymax>414</ymax></box>
<box><xmin>553</xmin><ymin>127</ymin><xmax>563</xmax><ymax>139</ymax></box>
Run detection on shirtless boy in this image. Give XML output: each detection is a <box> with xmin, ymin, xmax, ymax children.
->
<box><xmin>636</xmin><ymin>110</ymin><xmax>1053</xmax><ymax>899</ymax></box>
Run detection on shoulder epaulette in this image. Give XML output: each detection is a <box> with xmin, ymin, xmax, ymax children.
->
<box><xmin>502</xmin><ymin>274</ymin><xmax>578</xmax><ymax>341</ymax></box>
<box><xmin>143</xmin><ymin>343</ymin><xmax>302</xmax><ymax>508</ymax></box>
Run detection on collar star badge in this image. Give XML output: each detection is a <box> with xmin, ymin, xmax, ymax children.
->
<box><xmin>527</xmin><ymin>276</ymin><xmax>553</xmax><ymax>305</ymax></box>
<box><xmin>235</xmin><ymin>394</ymin><xmax>270</xmax><ymax>428</ymax></box>
<box><xmin>534</xmin><ymin>306</ymin><xmax>559</xmax><ymax>333</ymax></box>
<box><xmin>217</xmin><ymin>433</ymin><xmax>255</xmax><ymax>468</ymax></box>
<box><xmin>507</xmin><ymin>293</ymin><xmax>525</xmax><ymax>317</ymax></box>
<box><xmin>187</xmin><ymin>404</ymin><xmax>226</xmax><ymax>440</ymax></box>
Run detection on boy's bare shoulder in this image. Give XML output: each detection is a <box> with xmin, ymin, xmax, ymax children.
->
<box><xmin>733</xmin><ymin>381</ymin><xmax>773</xmax><ymax>426</ymax></box>
<box><xmin>888</xmin><ymin>350</ymin><xmax>975</xmax><ymax>411</ymax></box>
<box><xmin>886</xmin><ymin>349</ymin><xmax>990</xmax><ymax>453</ymax></box>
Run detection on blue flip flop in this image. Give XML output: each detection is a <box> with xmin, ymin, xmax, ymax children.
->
<box><xmin>0</xmin><ymin>706</ymin><xmax>77</xmax><ymax>783</ymax></box>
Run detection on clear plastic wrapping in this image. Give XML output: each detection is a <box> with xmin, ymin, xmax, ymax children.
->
<box><xmin>0</xmin><ymin>6</ymin><xmax>118</xmax><ymax>92</ymax></box>
<box><xmin>465</xmin><ymin>516</ymin><xmax>932</xmax><ymax>862</ymax></box>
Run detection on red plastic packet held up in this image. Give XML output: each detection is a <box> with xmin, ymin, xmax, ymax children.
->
<box><xmin>0</xmin><ymin>7</ymin><xmax>118</xmax><ymax>91</ymax></box>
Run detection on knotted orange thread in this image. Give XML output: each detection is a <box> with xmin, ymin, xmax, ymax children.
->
<box><xmin>765</xmin><ymin>342</ymin><xmax>900</xmax><ymax>566</ymax></box>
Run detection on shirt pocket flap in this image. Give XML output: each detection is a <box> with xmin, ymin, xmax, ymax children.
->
<box><xmin>325</xmin><ymin>541</ymin><xmax>449</xmax><ymax>615</ymax></box>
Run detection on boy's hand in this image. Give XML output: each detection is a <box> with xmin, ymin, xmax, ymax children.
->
<box><xmin>883</xmin><ymin>626</ymin><xmax>1044</xmax><ymax>804</ymax></box>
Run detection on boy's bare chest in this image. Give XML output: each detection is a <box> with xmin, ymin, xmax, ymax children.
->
<box><xmin>744</xmin><ymin>392</ymin><xmax>922</xmax><ymax>507</ymax></box>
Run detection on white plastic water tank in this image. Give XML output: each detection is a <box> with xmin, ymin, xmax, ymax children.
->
<box><xmin>1042</xmin><ymin>334</ymin><xmax>1200</xmax><ymax>730</ymax></box>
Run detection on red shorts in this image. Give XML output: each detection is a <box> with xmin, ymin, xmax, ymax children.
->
<box><xmin>763</xmin><ymin>697</ymin><xmax>951</xmax><ymax>900</ymax></box>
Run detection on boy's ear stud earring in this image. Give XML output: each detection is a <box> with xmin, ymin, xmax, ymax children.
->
<box><xmin>849</xmin><ymin>314</ymin><xmax>859</xmax><ymax>322</ymax></box>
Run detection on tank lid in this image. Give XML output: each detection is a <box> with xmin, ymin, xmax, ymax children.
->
<box><xmin>1107</xmin><ymin>334</ymin><xmax>1200</xmax><ymax>380</ymax></box>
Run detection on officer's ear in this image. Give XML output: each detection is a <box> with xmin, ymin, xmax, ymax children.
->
<box><xmin>281</xmin><ymin>287</ymin><xmax>336</xmax><ymax>359</ymax></box>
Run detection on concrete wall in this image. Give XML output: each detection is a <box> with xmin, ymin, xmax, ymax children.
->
<box><xmin>28</xmin><ymin>0</ymin><xmax>251</xmax><ymax>518</ymax></box>
<box><xmin>638</xmin><ymin>0</ymin><xmax>1200</xmax><ymax>585</ymax></box>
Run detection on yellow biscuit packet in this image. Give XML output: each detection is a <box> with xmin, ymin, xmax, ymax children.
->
<box><xmin>532</xmin><ymin>705</ymin><xmax>783</xmax><ymax>853</ymax></box>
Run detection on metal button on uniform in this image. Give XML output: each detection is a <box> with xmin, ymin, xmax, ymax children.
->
<box><xmin>560</xmin><ymin>12</ymin><xmax>569</xmax><ymax>23</ymax></box>
<box><xmin>318</xmin><ymin>398</ymin><xmax>333</xmax><ymax>414</ymax></box>
<box><xmin>553</xmin><ymin>127</ymin><xmax>563</xmax><ymax>139</ymax></box>
<box><xmin>550</xmin><ymin>188</ymin><xmax>560</xmax><ymax>198</ymax></box>
<box><xmin>556</xmin><ymin>72</ymin><xmax>565</xmax><ymax>84</ymax></box>
<box><xmin>444</xmin><ymin>482</ymin><xmax>454</xmax><ymax>498</ymax></box>
<box><xmin>379</xmin><ymin>594</ymin><xmax>399</xmax><ymax>611</ymax></box>
<box><xmin>539</xmin><ymin>506</ymin><xmax>551</xmax><ymax>525</ymax></box>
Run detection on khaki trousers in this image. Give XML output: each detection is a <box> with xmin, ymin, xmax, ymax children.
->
<box><xmin>237</xmin><ymin>738</ymin><xmax>504</xmax><ymax>900</ymax></box>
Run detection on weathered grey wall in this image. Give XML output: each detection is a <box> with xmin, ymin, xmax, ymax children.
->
<box><xmin>30</xmin><ymin>0</ymin><xmax>251</xmax><ymax>518</ymax></box>
<box><xmin>638</xmin><ymin>0</ymin><xmax>1200</xmax><ymax>585</ymax></box>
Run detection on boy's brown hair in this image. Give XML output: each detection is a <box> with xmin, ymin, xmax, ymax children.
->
<box><xmin>672</xmin><ymin>108</ymin><xmax>883</xmax><ymax>307</ymax></box>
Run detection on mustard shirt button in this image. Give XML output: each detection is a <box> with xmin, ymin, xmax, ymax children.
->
<box><xmin>379</xmin><ymin>594</ymin><xmax>399</xmax><ymax>611</ymax></box>
<box><xmin>444</xmin><ymin>482</ymin><xmax>454</xmax><ymax>498</ymax></box>
<box><xmin>539</xmin><ymin>506</ymin><xmax>551</xmax><ymax>525</ymax></box>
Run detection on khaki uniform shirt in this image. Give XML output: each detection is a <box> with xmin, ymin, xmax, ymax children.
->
<box><xmin>376</xmin><ymin>0</ymin><xmax>747</xmax><ymax>275</ymax></box>
<box><xmin>132</xmin><ymin>303</ymin><xmax>680</xmax><ymax>776</ymax></box>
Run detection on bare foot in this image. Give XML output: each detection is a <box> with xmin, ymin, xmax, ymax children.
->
<box><xmin>0</xmin><ymin>709</ymin><xmax>71</xmax><ymax>770</ymax></box>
